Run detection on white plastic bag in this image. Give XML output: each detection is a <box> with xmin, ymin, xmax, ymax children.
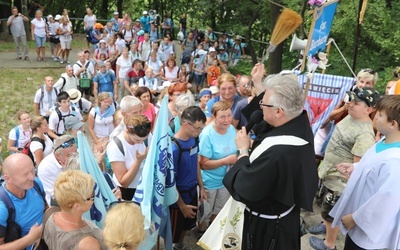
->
<box><xmin>177</xmin><ymin>31</ymin><xmax>184</xmax><ymax>41</ymax></box>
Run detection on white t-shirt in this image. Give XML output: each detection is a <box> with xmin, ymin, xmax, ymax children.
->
<box><xmin>38</xmin><ymin>153</ymin><xmax>63</xmax><ymax>206</ymax></box>
<box><xmin>34</xmin><ymin>86</ymin><xmax>58</xmax><ymax>116</ymax></box>
<box><xmin>53</xmin><ymin>73</ymin><xmax>78</xmax><ymax>92</ymax></box>
<box><xmin>147</xmin><ymin>59</ymin><xmax>162</xmax><ymax>75</ymax></box>
<box><xmin>31</xmin><ymin>18</ymin><xmax>46</xmax><ymax>37</ymax></box>
<box><xmin>48</xmin><ymin>107</ymin><xmax>83</xmax><ymax>135</ymax></box>
<box><xmin>8</xmin><ymin>125</ymin><xmax>32</xmax><ymax>148</ymax></box>
<box><xmin>49</xmin><ymin>22</ymin><xmax>59</xmax><ymax>38</ymax></box>
<box><xmin>29</xmin><ymin>134</ymin><xmax>53</xmax><ymax>163</ymax></box>
<box><xmin>73</xmin><ymin>97</ymin><xmax>92</xmax><ymax>114</ymax></box>
<box><xmin>73</xmin><ymin>60</ymin><xmax>95</xmax><ymax>79</ymax></box>
<box><xmin>89</xmin><ymin>108</ymin><xmax>115</xmax><ymax>138</ymax></box>
<box><xmin>115</xmin><ymin>38</ymin><xmax>126</xmax><ymax>54</ymax></box>
<box><xmin>58</xmin><ymin>23</ymin><xmax>72</xmax><ymax>42</ymax></box>
<box><xmin>116</xmin><ymin>56</ymin><xmax>133</xmax><ymax>79</ymax></box>
<box><xmin>83</xmin><ymin>14</ymin><xmax>96</xmax><ymax>29</ymax></box>
<box><xmin>139</xmin><ymin>41</ymin><xmax>152</xmax><ymax>61</ymax></box>
<box><xmin>138</xmin><ymin>77</ymin><xmax>158</xmax><ymax>90</ymax></box>
<box><xmin>107</xmin><ymin>133</ymin><xmax>145</xmax><ymax>189</ymax></box>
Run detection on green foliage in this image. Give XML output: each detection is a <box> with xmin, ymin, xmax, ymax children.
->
<box><xmin>228</xmin><ymin>60</ymin><xmax>254</xmax><ymax>76</ymax></box>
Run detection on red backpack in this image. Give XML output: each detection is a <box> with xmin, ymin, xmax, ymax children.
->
<box><xmin>21</xmin><ymin>137</ymin><xmax>46</xmax><ymax>163</ymax></box>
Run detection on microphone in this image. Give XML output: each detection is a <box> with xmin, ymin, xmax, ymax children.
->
<box><xmin>245</xmin><ymin>110</ymin><xmax>263</xmax><ymax>134</ymax></box>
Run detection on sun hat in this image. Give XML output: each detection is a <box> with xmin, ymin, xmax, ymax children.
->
<box><xmin>67</xmin><ymin>89</ymin><xmax>82</xmax><ymax>104</ymax></box>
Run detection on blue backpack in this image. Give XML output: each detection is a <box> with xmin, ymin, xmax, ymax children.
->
<box><xmin>86</xmin><ymin>27</ymin><xmax>99</xmax><ymax>44</ymax></box>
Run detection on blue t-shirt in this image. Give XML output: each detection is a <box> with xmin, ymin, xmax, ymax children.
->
<box><xmin>0</xmin><ymin>178</ymin><xmax>45</xmax><ymax>250</ymax></box>
<box><xmin>205</xmin><ymin>95</ymin><xmax>243</xmax><ymax>118</ymax></box>
<box><xmin>93</xmin><ymin>70</ymin><xmax>116</xmax><ymax>93</ymax></box>
<box><xmin>376</xmin><ymin>139</ymin><xmax>400</xmax><ymax>153</ymax></box>
<box><xmin>172</xmin><ymin>137</ymin><xmax>198</xmax><ymax>193</ymax></box>
<box><xmin>232</xmin><ymin>97</ymin><xmax>249</xmax><ymax>128</ymax></box>
<box><xmin>140</xmin><ymin>16</ymin><xmax>153</xmax><ymax>33</ymax></box>
<box><xmin>199</xmin><ymin>123</ymin><xmax>237</xmax><ymax>190</ymax></box>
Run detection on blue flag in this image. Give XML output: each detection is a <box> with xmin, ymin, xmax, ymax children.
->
<box><xmin>134</xmin><ymin>95</ymin><xmax>178</xmax><ymax>250</ymax></box>
<box><xmin>77</xmin><ymin>131</ymin><xmax>118</xmax><ymax>229</ymax></box>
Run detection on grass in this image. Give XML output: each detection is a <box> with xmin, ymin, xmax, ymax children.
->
<box><xmin>0</xmin><ymin>34</ymin><xmax>88</xmax><ymax>160</ymax></box>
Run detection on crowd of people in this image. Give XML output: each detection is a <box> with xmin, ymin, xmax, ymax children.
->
<box><xmin>2</xmin><ymin>5</ymin><xmax>400</xmax><ymax>250</ymax></box>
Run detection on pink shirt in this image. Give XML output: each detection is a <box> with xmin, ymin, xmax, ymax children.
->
<box><xmin>142</xmin><ymin>103</ymin><xmax>156</xmax><ymax>123</ymax></box>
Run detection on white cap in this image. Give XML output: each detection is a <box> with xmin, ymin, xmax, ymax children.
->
<box><xmin>208</xmin><ymin>47</ymin><xmax>216</xmax><ymax>52</ymax></box>
<box><xmin>143</xmin><ymin>11</ymin><xmax>148</xmax><ymax>15</ymax></box>
<box><xmin>47</xmin><ymin>14</ymin><xmax>53</xmax><ymax>19</ymax></box>
<box><xmin>113</xmin><ymin>11</ymin><xmax>119</xmax><ymax>15</ymax></box>
<box><xmin>210</xmin><ymin>86</ymin><xmax>219</xmax><ymax>94</ymax></box>
<box><xmin>99</xmin><ymin>40</ymin><xmax>106</xmax><ymax>44</ymax></box>
<box><xmin>54</xmin><ymin>14</ymin><xmax>61</xmax><ymax>20</ymax></box>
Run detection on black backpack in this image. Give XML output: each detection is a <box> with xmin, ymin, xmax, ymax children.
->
<box><xmin>55</xmin><ymin>106</ymin><xmax>77</xmax><ymax>135</ymax></box>
<box><xmin>171</xmin><ymin>137</ymin><xmax>199</xmax><ymax>165</ymax></box>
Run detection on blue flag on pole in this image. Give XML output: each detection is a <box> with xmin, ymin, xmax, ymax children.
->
<box><xmin>134</xmin><ymin>95</ymin><xmax>178</xmax><ymax>250</ymax></box>
<box><xmin>77</xmin><ymin>131</ymin><xmax>118</xmax><ymax>229</ymax></box>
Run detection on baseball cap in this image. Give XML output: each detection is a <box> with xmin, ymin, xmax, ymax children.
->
<box><xmin>54</xmin><ymin>14</ymin><xmax>61</xmax><ymax>20</ymax></box>
<box><xmin>98</xmin><ymin>61</ymin><xmax>106</xmax><ymax>67</ymax></box>
<box><xmin>47</xmin><ymin>14</ymin><xmax>53</xmax><ymax>19</ymax></box>
<box><xmin>143</xmin><ymin>11</ymin><xmax>148</xmax><ymax>15</ymax></box>
<box><xmin>208</xmin><ymin>47</ymin><xmax>216</xmax><ymax>53</ymax></box>
<box><xmin>199</xmin><ymin>88</ymin><xmax>212</xmax><ymax>98</ymax></box>
<box><xmin>346</xmin><ymin>87</ymin><xmax>380</xmax><ymax>107</ymax></box>
<box><xmin>113</xmin><ymin>11</ymin><xmax>119</xmax><ymax>15</ymax></box>
<box><xmin>99</xmin><ymin>39</ymin><xmax>106</xmax><ymax>44</ymax></box>
<box><xmin>64</xmin><ymin>116</ymin><xmax>85</xmax><ymax>131</ymax></box>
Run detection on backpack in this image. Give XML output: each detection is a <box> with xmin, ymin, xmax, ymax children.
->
<box><xmin>39</xmin><ymin>85</ymin><xmax>59</xmax><ymax>110</ymax></box>
<box><xmin>75</xmin><ymin>61</ymin><xmax>92</xmax><ymax>89</ymax></box>
<box><xmin>55</xmin><ymin>106</ymin><xmax>77</xmax><ymax>135</ymax></box>
<box><xmin>171</xmin><ymin>137</ymin><xmax>199</xmax><ymax>165</ymax></box>
<box><xmin>0</xmin><ymin>180</ymin><xmax>45</xmax><ymax>243</ymax></box>
<box><xmin>85</xmin><ymin>27</ymin><xmax>99</xmax><ymax>44</ymax></box>
<box><xmin>112</xmin><ymin>134</ymin><xmax>148</xmax><ymax>156</ymax></box>
<box><xmin>21</xmin><ymin>137</ymin><xmax>46</xmax><ymax>164</ymax></box>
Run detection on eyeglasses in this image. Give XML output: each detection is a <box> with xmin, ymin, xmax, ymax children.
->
<box><xmin>127</xmin><ymin>122</ymin><xmax>152</xmax><ymax>132</ymax></box>
<box><xmin>108</xmin><ymin>200</ymin><xmax>139</xmax><ymax>210</ymax></box>
<box><xmin>361</xmin><ymin>68</ymin><xmax>376</xmax><ymax>75</ymax></box>
<box><xmin>54</xmin><ymin>138</ymin><xmax>75</xmax><ymax>151</ymax></box>
<box><xmin>259</xmin><ymin>100</ymin><xmax>277</xmax><ymax>109</ymax></box>
<box><xmin>185</xmin><ymin>121</ymin><xmax>204</xmax><ymax>132</ymax></box>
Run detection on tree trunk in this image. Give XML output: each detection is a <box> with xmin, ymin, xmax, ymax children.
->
<box><xmin>117</xmin><ymin>0</ymin><xmax>123</xmax><ymax>18</ymax></box>
<box><xmin>269</xmin><ymin>2</ymin><xmax>283</xmax><ymax>74</ymax></box>
<box><xmin>101</xmin><ymin>0</ymin><xmax>109</xmax><ymax>20</ymax></box>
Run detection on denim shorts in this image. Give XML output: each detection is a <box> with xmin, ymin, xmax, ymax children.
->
<box><xmin>34</xmin><ymin>35</ymin><xmax>46</xmax><ymax>47</ymax></box>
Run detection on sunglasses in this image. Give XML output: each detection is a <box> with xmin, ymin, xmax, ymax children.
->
<box><xmin>54</xmin><ymin>138</ymin><xmax>75</xmax><ymax>151</ymax></box>
<box><xmin>127</xmin><ymin>122</ymin><xmax>152</xmax><ymax>132</ymax></box>
<box><xmin>361</xmin><ymin>68</ymin><xmax>376</xmax><ymax>75</ymax></box>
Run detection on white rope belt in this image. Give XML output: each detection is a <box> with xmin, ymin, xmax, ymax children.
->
<box><xmin>245</xmin><ymin>205</ymin><xmax>296</xmax><ymax>219</ymax></box>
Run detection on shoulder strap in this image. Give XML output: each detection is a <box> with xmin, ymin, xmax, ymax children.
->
<box><xmin>60</xmin><ymin>77</ymin><xmax>66</xmax><ymax>91</ymax></box>
<box><xmin>13</xmin><ymin>126</ymin><xmax>19</xmax><ymax>148</ymax></box>
<box><xmin>31</xmin><ymin>137</ymin><xmax>46</xmax><ymax>151</ymax></box>
<box><xmin>39</xmin><ymin>85</ymin><xmax>45</xmax><ymax>109</ymax></box>
<box><xmin>113</xmin><ymin>136</ymin><xmax>125</xmax><ymax>156</ymax></box>
<box><xmin>0</xmin><ymin>184</ymin><xmax>15</xmax><ymax>222</ymax></box>
<box><xmin>32</xmin><ymin>180</ymin><xmax>46</xmax><ymax>204</ymax></box>
<box><xmin>171</xmin><ymin>137</ymin><xmax>183</xmax><ymax>165</ymax></box>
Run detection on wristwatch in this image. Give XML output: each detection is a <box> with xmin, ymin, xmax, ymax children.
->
<box><xmin>236</xmin><ymin>149</ymin><xmax>249</xmax><ymax>157</ymax></box>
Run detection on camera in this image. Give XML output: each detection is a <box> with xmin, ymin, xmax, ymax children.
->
<box><xmin>15</xmin><ymin>15</ymin><xmax>19</xmax><ymax>17</ymax></box>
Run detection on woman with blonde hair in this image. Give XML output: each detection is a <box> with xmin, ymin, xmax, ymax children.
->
<box><xmin>88</xmin><ymin>92</ymin><xmax>116</xmax><ymax>171</ymax></box>
<box><xmin>44</xmin><ymin>170</ymin><xmax>108</xmax><ymax>250</ymax></box>
<box><xmin>103</xmin><ymin>202</ymin><xmax>146</xmax><ymax>250</ymax></box>
<box><xmin>29</xmin><ymin>116</ymin><xmax>53</xmax><ymax>166</ymax></box>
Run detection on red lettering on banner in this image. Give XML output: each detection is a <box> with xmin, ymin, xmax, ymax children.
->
<box><xmin>307</xmin><ymin>96</ymin><xmax>332</xmax><ymax>124</ymax></box>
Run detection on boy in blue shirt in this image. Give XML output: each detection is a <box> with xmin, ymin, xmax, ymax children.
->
<box><xmin>170</xmin><ymin>106</ymin><xmax>206</xmax><ymax>250</ymax></box>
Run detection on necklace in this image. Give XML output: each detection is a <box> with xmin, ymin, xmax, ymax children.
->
<box><xmin>58</xmin><ymin>212</ymin><xmax>81</xmax><ymax>226</ymax></box>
